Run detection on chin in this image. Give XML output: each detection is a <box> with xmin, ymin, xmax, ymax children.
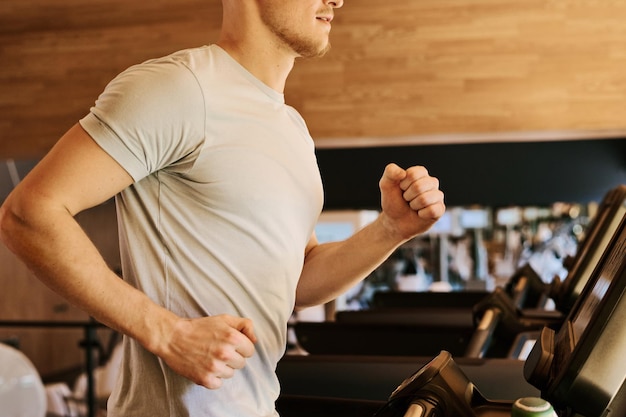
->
<box><xmin>299</xmin><ymin>42</ymin><xmax>331</xmax><ymax>59</ymax></box>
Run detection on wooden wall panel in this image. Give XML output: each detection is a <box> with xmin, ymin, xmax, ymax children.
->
<box><xmin>2</xmin><ymin>0</ymin><xmax>626</xmax><ymax>158</ymax></box>
<box><xmin>0</xmin><ymin>0</ymin><xmax>223</xmax><ymax>159</ymax></box>
<box><xmin>289</xmin><ymin>0</ymin><xmax>626</xmax><ymax>145</ymax></box>
<box><xmin>2</xmin><ymin>1</ymin><xmax>626</xmax><ymax>157</ymax></box>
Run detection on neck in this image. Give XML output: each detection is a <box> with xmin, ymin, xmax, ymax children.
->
<box><xmin>217</xmin><ymin>4</ymin><xmax>298</xmax><ymax>94</ymax></box>
<box><xmin>217</xmin><ymin>36</ymin><xmax>296</xmax><ymax>94</ymax></box>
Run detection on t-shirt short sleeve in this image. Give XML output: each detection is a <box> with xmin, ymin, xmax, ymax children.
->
<box><xmin>79</xmin><ymin>55</ymin><xmax>206</xmax><ymax>182</ymax></box>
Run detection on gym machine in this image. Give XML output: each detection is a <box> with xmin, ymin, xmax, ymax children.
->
<box><xmin>277</xmin><ymin>203</ymin><xmax>626</xmax><ymax>417</ymax></box>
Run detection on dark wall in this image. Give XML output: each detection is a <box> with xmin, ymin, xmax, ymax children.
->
<box><xmin>4</xmin><ymin>139</ymin><xmax>625</xmax><ymax>209</ymax></box>
<box><xmin>316</xmin><ymin>139</ymin><xmax>626</xmax><ymax>210</ymax></box>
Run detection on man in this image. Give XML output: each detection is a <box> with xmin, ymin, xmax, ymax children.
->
<box><xmin>0</xmin><ymin>0</ymin><xmax>445</xmax><ymax>415</ymax></box>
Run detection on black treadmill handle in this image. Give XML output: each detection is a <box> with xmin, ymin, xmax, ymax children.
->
<box><xmin>464</xmin><ymin>307</ymin><xmax>502</xmax><ymax>358</ymax></box>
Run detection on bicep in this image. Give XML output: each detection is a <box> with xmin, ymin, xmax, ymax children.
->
<box><xmin>14</xmin><ymin>123</ymin><xmax>133</xmax><ymax>216</ymax></box>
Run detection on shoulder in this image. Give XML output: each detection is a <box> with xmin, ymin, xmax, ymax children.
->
<box><xmin>90</xmin><ymin>47</ymin><xmax>215</xmax><ymax>130</ymax></box>
<box><xmin>82</xmin><ymin>47</ymin><xmax>217</xmax><ymax>178</ymax></box>
<box><xmin>96</xmin><ymin>45</ymin><xmax>234</xmax><ymax>116</ymax></box>
<box><xmin>108</xmin><ymin>47</ymin><xmax>210</xmax><ymax>101</ymax></box>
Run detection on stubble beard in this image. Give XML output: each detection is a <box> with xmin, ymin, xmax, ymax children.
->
<box><xmin>260</xmin><ymin>10</ymin><xmax>332</xmax><ymax>58</ymax></box>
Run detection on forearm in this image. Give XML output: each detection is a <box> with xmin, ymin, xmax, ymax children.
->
<box><xmin>295</xmin><ymin>163</ymin><xmax>445</xmax><ymax>308</ymax></box>
<box><xmin>295</xmin><ymin>214</ymin><xmax>408</xmax><ymax>308</ymax></box>
<box><xmin>0</xmin><ymin>196</ymin><xmax>177</xmax><ymax>355</ymax></box>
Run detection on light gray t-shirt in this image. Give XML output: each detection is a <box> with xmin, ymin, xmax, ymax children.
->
<box><xmin>79</xmin><ymin>45</ymin><xmax>324</xmax><ymax>417</ymax></box>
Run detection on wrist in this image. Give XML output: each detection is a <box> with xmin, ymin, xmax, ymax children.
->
<box><xmin>135</xmin><ymin>301</ymin><xmax>182</xmax><ymax>357</ymax></box>
<box><xmin>374</xmin><ymin>213</ymin><xmax>413</xmax><ymax>246</ymax></box>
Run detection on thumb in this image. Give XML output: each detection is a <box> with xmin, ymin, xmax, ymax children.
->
<box><xmin>230</xmin><ymin>316</ymin><xmax>257</xmax><ymax>344</ymax></box>
<box><xmin>379</xmin><ymin>163</ymin><xmax>406</xmax><ymax>191</ymax></box>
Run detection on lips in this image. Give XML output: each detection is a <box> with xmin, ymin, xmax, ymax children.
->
<box><xmin>316</xmin><ymin>14</ymin><xmax>333</xmax><ymax>23</ymax></box>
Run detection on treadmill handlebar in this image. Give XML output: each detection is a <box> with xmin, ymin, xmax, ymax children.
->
<box><xmin>464</xmin><ymin>307</ymin><xmax>502</xmax><ymax>358</ymax></box>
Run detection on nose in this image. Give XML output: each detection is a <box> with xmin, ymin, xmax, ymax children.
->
<box><xmin>326</xmin><ymin>0</ymin><xmax>344</xmax><ymax>8</ymax></box>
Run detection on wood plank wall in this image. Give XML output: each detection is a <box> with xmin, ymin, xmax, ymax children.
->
<box><xmin>292</xmin><ymin>0</ymin><xmax>626</xmax><ymax>144</ymax></box>
<box><xmin>0</xmin><ymin>0</ymin><xmax>222</xmax><ymax>158</ymax></box>
<box><xmin>1</xmin><ymin>0</ymin><xmax>626</xmax><ymax>158</ymax></box>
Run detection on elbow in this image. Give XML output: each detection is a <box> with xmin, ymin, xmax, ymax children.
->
<box><xmin>0</xmin><ymin>202</ymin><xmax>12</xmax><ymax>246</ymax></box>
<box><xmin>0</xmin><ymin>199</ymin><xmax>22</xmax><ymax>250</ymax></box>
<box><xmin>0</xmin><ymin>190</ymin><xmax>41</xmax><ymax>253</ymax></box>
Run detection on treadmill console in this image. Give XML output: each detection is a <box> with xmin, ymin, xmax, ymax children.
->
<box><xmin>374</xmin><ymin>350</ymin><xmax>514</xmax><ymax>417</ymax></box>
<box><xmin>551</xmin><ymin>185</ymin><xmax>626</xmax><ymax>313</ymax></box>
<box><xmin>524</xmin><ymin>212</ymin><xmax>626</xmax><ymax>416</ymax></box>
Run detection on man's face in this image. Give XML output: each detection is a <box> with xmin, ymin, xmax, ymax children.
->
<box><xmin>258</xmin><ymin>0</ymin><xmax>342</xmax><ymax>58</ymax></box>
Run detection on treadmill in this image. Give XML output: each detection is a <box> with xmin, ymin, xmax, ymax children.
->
<box><xmin>278</xmin><ymin>202</ymin><xmax>626</xmax><ymax>417</ymax></box>
<box><xmin>373</xmin><ymin>201</ymin><xmax>626</xmax><ymax>417</ymax></box>
<box><xmin>523</xmin><ymin>212</ymin><xmax>626</xmax><ymax>416</ymax></box>
<box><xmin>467</xmin><ymin>183</ymin><xmax>625</xmax><ymax>358</ymax></box>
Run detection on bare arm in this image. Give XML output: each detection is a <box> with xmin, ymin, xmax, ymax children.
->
<box><xmin>295</xmin><ymin>163</ymin><xmax>445</xmax><ymax>308</ymax></box>
<box><xmin>0</xmin><ymin>124</ymin><xmax>256</xmax><ymax>389</ymax></box>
